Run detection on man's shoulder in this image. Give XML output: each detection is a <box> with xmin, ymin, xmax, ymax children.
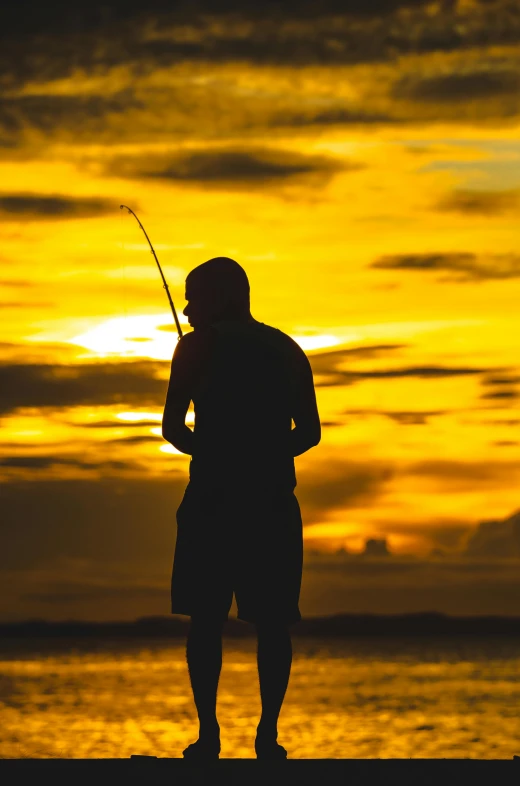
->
<box><xmin>255</xmin><ymin>322</ymin><xmax>301</xmax><ymax>350</ymax></box>
<box><xmin>260</xmin><ymin>324</ymin><xmax>308</xmax><ymax>362</ymax></box>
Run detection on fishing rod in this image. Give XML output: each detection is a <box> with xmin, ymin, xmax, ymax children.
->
<box><xmin>120</xmin><ymin>204</ymin><xmax>183</xmax><ymax>340</ymax></box>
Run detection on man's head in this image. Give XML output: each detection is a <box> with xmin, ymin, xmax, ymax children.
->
<box><xmin>184</xmin><ymin>257</ymin><xmax>251</xmax><ymax>329</ymax></box>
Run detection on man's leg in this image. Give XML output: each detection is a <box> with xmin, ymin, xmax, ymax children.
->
<box><xmin>184</xmin><ymin>615</ymin><xmax>225</xmax><ymax>757</ymax></box>
<box><xmin>254</xmin><ymin>621</ymin><xmax>292</xmax><ymax>757</ymax></box>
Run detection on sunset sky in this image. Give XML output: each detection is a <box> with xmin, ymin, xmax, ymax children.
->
<box><xmin>2</xmin><ymin>0</ymin><xmax>520</xmax><ymax>621</ymax></box>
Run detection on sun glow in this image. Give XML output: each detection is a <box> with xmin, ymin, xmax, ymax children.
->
<box><xmin>68</xmin><ymin>314</ymin><xmax>188</xmax><ymax>359</ymax></box>
<box><xmin>292</xmin><ymin>334</ymin><xmax>340</xmax><ymax>351</ymax></box>
<box><xmin>159</xmin><ymin>443</ymin><xmax>183</xmax><ymax>455</ymax></box>
<box><xmin>116</xmin><ymin>411</ymin><xmax>162</xmax><ymax>422</ymax></box>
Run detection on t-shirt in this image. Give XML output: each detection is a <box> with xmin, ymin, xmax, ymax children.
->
<box><xmin>166</xmin><ymin>318</ymin><xmax>315</xmax><ymax>493</ymax></box>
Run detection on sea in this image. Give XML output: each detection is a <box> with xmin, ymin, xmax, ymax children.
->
<box><xmin>1</xmin><ymin>635</ymin><xmax>519</xmax><ymax>759</ymax></box>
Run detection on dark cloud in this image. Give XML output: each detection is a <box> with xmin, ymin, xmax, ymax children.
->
<box><xmin>0</xmin><ymin>92</ymin><xmax>142</xmax><ymax>144</ymax></box>
<box><xmin>482</xmin><ymin>375</ymin><xmax>520</xmax><ymax>386</ymax></box>
<box><xmin>371</xmin><ymin>252</ymin><xmax>520</xmax><ymax>282</ymax></box>
<box><xmin>0</xmin><ymin>194</ymin><xmax>118</xmax><ymax>220</ymax></box>
<box><xmin>308</xmin><ymin>344</ymin><xmax>405</xmax><ymax>382</ymax></box>
<box><xmin>0</xmin><ymin>475</ymin><xmax>186</xmax><ymax>571</ymax></box>
<box><xmin>110</xmin><ymin>147</ymin><xmax>350</xmax><ymax>188</ymax></box>
<box><xmin>0</xmin><ymin>1</ymin><xmax>435</xmax><ymax>41</ymax></box>
<box><xmin>3</xmin><ymin>471</ymin><xmax>520</xmax><ymax>619</ymax></box>
<box><xmin>316</xmin><ymin>364</ymin><xmax>485</xmax><ymax>388</ymax></box>
<box><xmin>480</xmin><ymin>374</ymin><xmax>519</xmax><ymax>404</ymax></box>
<box><xmin>394</xmin><ymin>69</ymin><xmax>520</xmax><ymax>103</ymax></box>
<box><xmin>21</xmin><ymin>583</ymin><xmax>165</xmax><ymax>605</ymax></box>
<box><xmin>404</xmin><ymin>458</ymin><xmax>520</xmax><ymax>490</ymax></box>
<box><xmin>298</xmin><ymin>459</ymin><xmax>393</xmax><ymax>521</ymax></box>
<box><xmin>301</xmin><ymin>552</ymin><xmax>520</xmax><ymax>616</ymax></box>
<box><xmin>437</xmin><ymin>190</ymin><xmax>520</xmax><ymax>216</ymax></box>
<box><xmin>309</xmin><ymin>344</ymin><xmax>486</xmax><ymax>388</ymax></box>
<box><xmin>362</xmin><ymin>537</ymin><xmax>390</xmax><ymax>557</ymax></box>
<box><xmin>382</xmin><ymin>410</ymin><xmax>446</xmax><ymax>425</ymax></box>
<box><xmin>0</xmin><ymin>455</ymin><xmax>135</xmax><ymax>471</ymax></box>
<box><xmin>342</xmin><ymin>408</ymin><xmax>448</xmax><ymax>424</ymax></box>
<box><xmin>0</xmin><ymin>359</ymin><xmax>168</xmax><ymax>415</ymax></box>
<box><xmin>271</xmin><ymin>107</ymin><xmax>400</xmax><ymax>127</ymax></box>
<box><xmin>480</xmin><ymin>389</ymin><xmax>517</xmax><ymax>400</ymax></box>
<box><xmin>3</xmin><ymin>6</ymin><xmax>520</xmax><ymax>151</ymax></box>
<box><xmin>465</xmin><ymin>510</ymin><xmax>520</xmax><ymax>558</ymax></box>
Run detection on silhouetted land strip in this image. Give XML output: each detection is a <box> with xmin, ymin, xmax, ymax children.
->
<box><xmin>3</xmin><ymin>612</ymin><xmax>520</xmax><ymax>639</ymax></box>
<box><xmin>0</xmin><ymin>757</ymin><xmax>518</xmax><ymax>785</ymax></box>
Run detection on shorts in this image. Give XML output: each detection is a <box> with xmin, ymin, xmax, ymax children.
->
<box><xmin>170</xmin><ymin>481</ymin><xmax>303</xmax><ymax>624</ymax></box>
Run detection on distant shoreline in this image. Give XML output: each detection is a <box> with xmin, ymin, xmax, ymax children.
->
<box><xmin>2</xmin><ymin>612</ymin><xmax>520</xmax><ymax>638</ymax></box>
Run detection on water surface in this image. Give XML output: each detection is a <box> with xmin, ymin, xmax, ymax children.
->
<box><xmin>1</xmin><ymin>636</ymin><xmax>519</xmax><ymax>759</ymax></box>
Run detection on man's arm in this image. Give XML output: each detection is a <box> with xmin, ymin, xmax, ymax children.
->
<box><xmin>162</xmin><ymin>334</ymin><xmax>196</xmax><ymax>455</ymax></box>
<box><xmin>289</xmin><ymin>344</ymin><xmax>321</xmax><ymax>457</ymax></box>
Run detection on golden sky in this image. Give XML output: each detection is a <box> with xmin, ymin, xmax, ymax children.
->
<box><xmin>2</xmin><ymin>0</ymin><xmax>520</xmax><ymax>620</ymax></box>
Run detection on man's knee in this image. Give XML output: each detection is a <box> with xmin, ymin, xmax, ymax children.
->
<box><xmin>189</xmin><ymin>614</ymin><xmax>226</xmax><ymax>634</ymax></box>
<box><xmin>255</xmin><ymin>620</ymin><xmax>290</xmax><ymax>640</ymax></box>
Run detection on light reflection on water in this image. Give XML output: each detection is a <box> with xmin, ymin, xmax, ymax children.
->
<box><xmin>1</xmin><ymin>636</ymin><xmax>519</xmax><ymax>759</ymax></box>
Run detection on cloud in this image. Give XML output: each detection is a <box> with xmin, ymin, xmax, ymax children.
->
<box><xmin>318</xmin><ymin>364</ymin><xmax>485</xmax><ymax>388</ymax></box>
<box><xmin>0</xmin><ymin>455</ymin><xmax>135</xmax><ymax>471</ymax></box>
<box><xmin>0</xmin><ymin>279</ymin><xmax>33</xmax><ymax>287</ymax></box>
<box><xmin>436</xmin><ymin>190</ymin><xmax>520</xmax><ymax>216</ymax></box>
<box><xmin>342</xmin><ymin>408</ymin><xmax>448</xmax><ymax>424</ymax></box>
<box><xmin>0</xmin><ymin>92</ymin><xmax>142</xmax><ymax>142</ymax></box>
<box><xmin>1</xmin><ymin>301</ymin><xmax>54</xmax><ymax>309</ymax></box>
<box><xmin>300</xmin><ymin>550</ymin><xmax>520</xmax><ymax>616</ymax></box>
<box><xmin>3</xmin><ymin>472</ymin><xmax>520</xmax><ymax>620</ymax></box>
<box><xmin>381</xmin><ymin>410</ymin><xmax>446</xmax><ymax>425</ymax></box>
<box><xmin>298</xmin><ymin>458</ymin><xmax>393</xmax><ymax>521</ymax></box>
<box><xmin>464</xmin><ymin>510</ymin><xmax>520</xmax><ymax>558</ymax></box>
<box><xmin>480</xmin><ymin>389</ymin><xmax>517</xmax><ymax>400</ymax></box>
<box><xmin>21</xmin><ymin>580</ymin><xmax>166</xmax><ymax>605</ymax></box>
<box><xmin>309</xmin><ymin>343</ymin><xmax>405</xmax><ymax>370</ymax></box>
<box><xmin>110</xmin><ymin>146</ymin><xmax>350</xmax><ymax>188</ymax></box>
<box><xmin>371</xmin><ymin>252</ymin><xmax>520</xmax><ymax>282</ymax></box>
<box><xmin>0</xmin><ymin>359</ymin><xmax>169</xmax><ymax>415</ymax></box>
<box><xmin>362</xmin><ymin>537</ymin><xmax>390</xmax><ymax>557</ymax></box>
<box><xmin>404</xmin><ymin>458</ymin><xmax>520</xmax><ymax>491</ymax></box>
<box><xmin>309</xmin><ymin>344</ymin><xmax>406</xmax><ymax>385</ymax></box>
<box><xmin>482</xmin><ymin>375</ymin><xmax>520</xmax><ymax>386</ymax></box>
<box><xmin>394</xmin><ymin>69</ymin><xmax>520</xmax><ymax>103</ymax></box>
<box><xmin>0</xmin><ymin>475</ymin><xmax>187</xmax><ymax>573</ymax></box>
<box><xmin>308</xmin><ymin>344</ymin><xmax>486</xmax><ymax>387</ymax></box>
<box><xmin>480</xmin><ymin>374</ymin><xmax>519</xmax><ymax>402</ymax></box>
<box><xmin>0</xmin><ymin>194</ymin><xmax>118</xmax><ymax>220</ymax></box>
<box><xmin>272</xmin><ymin>107</ymin><xmax>400</xmax><ymax>127</ymax></box>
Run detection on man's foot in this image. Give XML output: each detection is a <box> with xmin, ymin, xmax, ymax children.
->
<box><xmin>255</xmin><ymin>726</ymin><xmax>288</xmax><ymax>760</ymax></box>
<box><xmin>182</xmin><ymin>737</ymin><xmax>221</xmax><ymax>762</ymax></box>
<box><xmin>183</xmin><ymin>725</ymin><xmax>221</xmax><ymax>762</ymax></box>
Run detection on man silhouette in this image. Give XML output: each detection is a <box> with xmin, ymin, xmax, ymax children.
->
<box><xmin>162</xmin><ymin>257</ymin><xmax>320</xmax><ymax>760</ymax></box>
